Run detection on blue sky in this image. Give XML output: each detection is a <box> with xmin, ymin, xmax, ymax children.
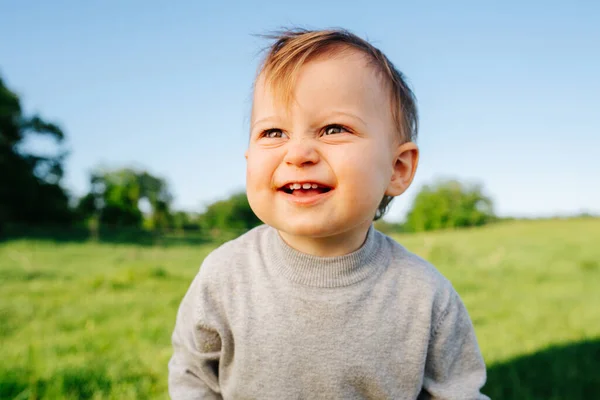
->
<box><xmin>1</xmin><ymin>1</ymin><xmax>598</xmax><ymax>221</ymax></box>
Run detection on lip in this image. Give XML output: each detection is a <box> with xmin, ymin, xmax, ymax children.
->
<box><xmin>277</xmin><ymin>187</ymin><xmax>334</xmax><ymax>206</ymax></box>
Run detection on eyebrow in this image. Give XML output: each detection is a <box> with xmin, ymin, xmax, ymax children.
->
<box><xmin>327</xmin><ymin>111</ymin><xmax>368</xmax><ymax>127</ymax></box>
<box><xmin>252</xmin><ymin>111</ymin><xmax>368</xmax><ymax>130</ymax></box>
<box><xmin>251</xmin><ymin>116</ymin><xmax>280</xmax><ymax>129</ymax></box>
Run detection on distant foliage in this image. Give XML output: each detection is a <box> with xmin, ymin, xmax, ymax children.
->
<box><xmin>405</xmin><ymin>179</ymin><xmax>495</xmax><ymax>232</ymax></box>
<box><xmin>0</xmin><ymin>75</ymin><xmax>73</xmax><ymax>234</ymax></box>
<box><xmin>199</xmin><ymin>192</ymin><xmax>262</xmax><ymax>233</ymax></box>
<box><xmin>77</xmin><ymin>167</ymin><xmax>173</xmax><ymax>231</ymax></box>
<box><xmin>171</xmin><ymin>211</ymin><xmax>201</xmax><ymax>232</ymax></box>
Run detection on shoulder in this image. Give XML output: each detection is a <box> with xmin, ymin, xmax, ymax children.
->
<box><xmin>173</xmin><ymin>228</ymin><xmax>270</xmax><ymax>333</ymax></box>
<box><xmin>379</xmin><ymin>231</ymin><xmax>453</xmax><ymax>292</ymax></box>
<box><xmin>196</xmin><ymin>224</ymin><xmax>270</xmax><ymax>281</ymax></box>
<box><xmin>376</xmin><ymin>230</ymin><xmax>461</xmax><ymax>316</ymax></box>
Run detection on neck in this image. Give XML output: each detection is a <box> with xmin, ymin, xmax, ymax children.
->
<box><xmin>277</xmin><ymin>221</ymin><xmax>372</xmax><ymax>257</ymax></box>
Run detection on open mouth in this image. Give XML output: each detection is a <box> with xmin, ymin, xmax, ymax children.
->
<box><xmin>279</xmin><ymin>182</ymin><xmax>333</xmax><ymax>196</ymax></box>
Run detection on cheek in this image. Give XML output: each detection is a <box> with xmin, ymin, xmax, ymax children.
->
<box><xmin>246</xmin><ymin>149</ymin><xmax>278</xmax><ymax>189</ymax></box>
<box><xmin>333</xmin><ymin>146</ymin><xmax>391</xmax><ymax>189</ymax></box>
<box><xmin>245</xmin><ymin>151</ymin><xmax>270</xmax><ymax>216</ymax></box>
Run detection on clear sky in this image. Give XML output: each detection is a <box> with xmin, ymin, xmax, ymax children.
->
<box><xmin>1</xmin><ymin>0</ymin><xmax>598</xmax><ymax>221</ymax></box>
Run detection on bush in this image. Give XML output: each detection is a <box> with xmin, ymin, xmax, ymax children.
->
<box><xmin>199</xmin><ymin>192</ymin><xmax>262</xmax><ymax>233</ymax></box>
<box><xmin>405</xmin><ymin>179</ymin><xmax>495</xmax><ymax>232</ymax></box>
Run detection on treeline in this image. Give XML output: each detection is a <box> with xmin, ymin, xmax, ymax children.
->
<box><xmin>1</xmin><ymin>73</ymin><xmax>499</xmax><ymax>240</ymax></box>
<box><xmin>74</xmin><ymin>169</ymin><xmax>263</xmax><ymax>237</ymax></box>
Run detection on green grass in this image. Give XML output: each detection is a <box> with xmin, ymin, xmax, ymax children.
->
<box><xmin>1</xmin><ymin>218</ymin><xmax>599</xmax><ymax>399</ymax></box>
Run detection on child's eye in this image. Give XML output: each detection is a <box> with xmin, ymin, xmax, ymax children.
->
<box><xmin>322</xmin><ymin>125</ymin><xmax>348</xmax><ymax>136</ymax></box>
<box><xmin>261</xmin><ymin>129</ymin><xmax>287</xmax><ymax>139</ymax></box>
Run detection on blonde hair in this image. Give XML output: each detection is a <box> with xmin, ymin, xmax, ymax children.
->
<box><xmin>255</xmin><ymin>28</ymin><xmax>419</xmax><ymax>220</ymax></box>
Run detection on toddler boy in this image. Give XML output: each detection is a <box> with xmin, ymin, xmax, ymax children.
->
<box><xmin>168</xmin><ymin>28</ymin><xmax>489</xmax><ymax>399</ymax></box>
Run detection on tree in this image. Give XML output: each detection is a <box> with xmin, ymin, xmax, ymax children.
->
<box><xmin>170</xmin><ymin>211</ymin><xmax>201</xmax><ymax>232</ymax></box>
<box><xmin>0</xmin><ymin>75</ymin><xmax>72</xmax><ymax>234</ymax></box>
<box><xmin>77</xmin><ymin>167</ymin><xmax>173</xmax><ymax>230</ymax></box>
<box><xmin>199</xmin><ymin>192</ymin><xmax>262</xmax><ymax>233</ymax></box>
<box><xmin>404</xmin><ymin>179</ymin><xmax>495</xmax><ymax>232</ymax></box>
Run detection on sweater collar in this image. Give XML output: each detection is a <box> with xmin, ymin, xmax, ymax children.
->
<box><xmin>268</xmin><ymin>225</ymin><xmax>388</xmax><ymax>288</ymax></box>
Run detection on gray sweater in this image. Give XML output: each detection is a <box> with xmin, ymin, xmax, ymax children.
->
<box><xmin>168</xmin><ymin>224</ymin><xmax>489</xmax><ymax>399</ymax></box>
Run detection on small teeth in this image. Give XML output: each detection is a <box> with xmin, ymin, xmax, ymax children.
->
<box><xmin>287</xmin><ymin>182</ymin><xmax>321</xmax><ymax>190</ymax></box>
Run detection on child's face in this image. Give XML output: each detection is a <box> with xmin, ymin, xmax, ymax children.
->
<box><xmin>246</xmin><ymin>50</ymin><xmax>414</xmax><ymax>241</ymax></box>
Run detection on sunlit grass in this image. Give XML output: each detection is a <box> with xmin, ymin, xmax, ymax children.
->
<box><xmin>1</xmin><ymin>218</ymin><xmax>599</xmax><ymax>399</ymax></box>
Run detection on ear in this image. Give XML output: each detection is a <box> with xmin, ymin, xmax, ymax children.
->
<box><xmin>385</xmin><ymin>142</ymin><xmax>419</xmax><ymax>197</ymax></box>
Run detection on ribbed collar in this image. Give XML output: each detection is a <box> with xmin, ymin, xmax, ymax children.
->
<box><xmin>267</xmin><ymin>225</ymin><xmax>388</xmax><ymax>288</ymax></box>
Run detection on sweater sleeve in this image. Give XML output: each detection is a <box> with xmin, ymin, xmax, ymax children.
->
<box><xmin>420</xmin><ymin>288</ymin><xmax>490</xmax><ymax>400</ymax></box>
<box><xmin>168</xmin><ymin>259</ymin><xmax>224</xmax><ymax>400</ymax></box>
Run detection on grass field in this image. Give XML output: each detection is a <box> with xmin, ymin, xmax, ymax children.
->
<box><xmin>1</xmin><ymin>218</ymin><xmax>599</xmax><ymax>399</ymax></box>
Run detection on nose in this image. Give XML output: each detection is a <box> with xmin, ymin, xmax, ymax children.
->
<box><xmin>283</xmin><ymin>138</ymin><xmax>320</xmax><ymax>167</ymax></box>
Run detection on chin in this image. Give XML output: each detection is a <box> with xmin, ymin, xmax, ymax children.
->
<box><xmin>269</xmin><ymin>218</ymin><xmax>339</xmax><ymax>239</ymax></box>
<box><xmin>281</xmin><ymin>226</ymin><xmax>333</xmax><ymax>239</ymax></box>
